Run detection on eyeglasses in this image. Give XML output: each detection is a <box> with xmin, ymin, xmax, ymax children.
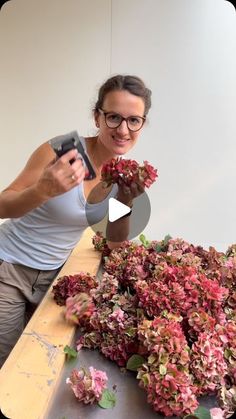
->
<box><xmin>98</xmin><ymin>108</ymin><xmax>146</xmax><ymax>132</ymax></box>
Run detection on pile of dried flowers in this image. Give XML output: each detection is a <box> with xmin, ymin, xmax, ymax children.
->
<box><xmin>53</xmin><ymin>235</ymin><xmax>236</xmax><ymax>418</ymax></box>
<box><xmin>52</xmin><ymin>157</ymin><xmax>235</xmax><ymax>417</ymax></box>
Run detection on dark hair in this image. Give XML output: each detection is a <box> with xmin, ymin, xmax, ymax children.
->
<box><xmin>95</xmin><ymin>74</ymin><xmax>152</xmax><ymax>115</ymax></box>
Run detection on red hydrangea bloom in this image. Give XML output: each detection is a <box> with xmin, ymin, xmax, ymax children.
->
<box><xmin>65</xmin><ymin>292</ymin><xmax>95</xmax><ymax>326</ymax></box>
<box><xmin>90</xmin><ymin>272</ymin><xmax>119</xmax><ymax>303</ymax></box>
<box><xmin>139</xmin><ymin>160</ymin><xmax>159</xmax><ymax>188</ymax></box>
<box><xmin>88</xmin><ymin>305</ymin><xmax>139</xmax><ymax>366</ymax></box>
<box><xmin>167</xmin><ymin>237</ymin><xmax>193</xmax><ymax>254</ymax></box>
<box><xmin>52</xmin><ymin>273</ymin><xmax>97</xmax><ymax>306</ymax></box>
<box><xmin>135</xmin><ymin>264</ymin><xmax>228</xmax><ymax>323</ymax></box>
<box><xmin>187</xmin><ymin>308</ymin><xmax>216</xmax><ymax>341</ymax></box>
<box><xmin>190</xmin><ymin>331</ymin><xmax>228</xmax><ymax>395</ymax></box>
<box><xmin>135</xmin><ymin>277</ymin><xmax>188</xmax><ymax>317</ymax></box>
<box><xmin>138</xmin><ymin>317</ymin><xmax>190</xmax><ymax>368</ymax></box>
<box><xmin>225</xmin><ymin>244</ymin><xmax>236</xmax><ymax>258</ymax></box>
<box><xmin>224</xmin><ymin>290</ymin><xmax>236</xmax><ymax>322</ymax></box>
<box><xmin>137</xmin><ymin>363</ymin><xmax>198</xmax><ymax>416</ymax></box>
<box><xmin>101</xmin><ymin>157</ymin><xmax>158</xmax><ymax>189</ymax></box>
<box><xmin>216</xmin><ymin>321</ymin><xmax>236</xmax><ymax>386</ymax></box>
<box><xmin>92</xmin><ymin>231</ymin><xmax>107</xmax><ymax>251</ymax></box>
<box><xmin>100</xmin><ymin>332</ymin><xmax>139</xmax><ymax>367</ymax></box>
<box><xmin>77</xmin><ymin>331</ymin><xmax>102</xmax><ymax>351</ymax></box>
<box><xmin>104</xmin><ymin>241</ymin><xmax>150</xmax><ymax>287</ymax></box>
<box><xmin>92</xmin><ymin>231</ymin><xmax>111</xmax><ymax>259</ymax></box>
<box><xmin>80</xmin><ymin>308</ymin><xmax>139</xmax><ymax>366</ymax></box>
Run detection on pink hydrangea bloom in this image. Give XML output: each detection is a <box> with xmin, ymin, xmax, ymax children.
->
<box><xmin>65</xmin><ymin>292</ymin><xmax>95</xmax><ymax>326</ymax></box>
<box><xmin>66</xmin><ymin>367</ymin><xmax>108</xmax><ymax>404</ymax></box>
<box><xmin>138</xmin><ymin>363</ymin><xmax>198</xmax><ymax>416</ymax></box>
<box><xmin>101</xmin><ymin>157</ymin><xmax>158</xmax><ymax>189</ymax></box>
<box><xmin>210</xmin><ymin>407</ymin><xmax>225</xmax><ymax>419</ymax></box>
<box><xmin>190</xmin><ymin>332</ymin><xmax>228</xmax><ymax>395</ymax></box>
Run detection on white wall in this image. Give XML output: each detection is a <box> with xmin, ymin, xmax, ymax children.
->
<box><xmin>0</xmin><ymin>0</ymin><xmax>111</xmax><ymax>179</ymax></box>
<box><xmin>0</xmin><ymin>0</ymin><xmax>235</xmax><ymax>251</ymax></box>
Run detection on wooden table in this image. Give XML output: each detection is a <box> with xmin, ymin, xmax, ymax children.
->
<box><xmin>0</xmin><ymin>228</ymin><xmax>102</xmax><ymax>419</ymax></box>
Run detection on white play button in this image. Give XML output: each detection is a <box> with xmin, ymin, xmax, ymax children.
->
<box><xmin>85</xmin><ymin>181</ymin><xmax>151</xmax><ymax>241</ymax></box>
<box><xmin>108</xmin><ymin>198</ymin><xmax>131</xmax><ymax>222</ymax></box>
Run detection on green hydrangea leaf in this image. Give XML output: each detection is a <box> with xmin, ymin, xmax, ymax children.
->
<box><xmin>139</xmin><ymin>234</ymin><xmax>150</xmax><ymax>248</ymax></box>
<box><xmin>137</xmin><ymin>373</ymin><xmax>150</xmax><ymax>386</ymax></box>
<box><xmin>163</xmin><ymin>234</ymin><xmax>172</xmax><ymax>245</ymax></box>
<box><xmin>155</xmin><ymin>234</ymin><xmax>172</xmax><ymax>253</ymax></box>
<box><xmin>98</xmin><ymin>389</ymin><xmax>116</xmax><ymax>409</ymax></box>
<box><xmin>63</xmin><ymin>345</ymin><xmax>77</xmax><ymax>361</ymax></box>
<box><xmin>124</xmin><ymin>326</ymin><xmax>137</xmax><ymax>337</ymax></box>
<box><xmin>159</xmin><ymin>364</ymin><xmax>167</xmax><ymax>375</ymax></box>
<box><xmin>148</xmin><ymin>353</ymin><xmax>157</xmax><ymax>364</ymax></box>
<box><xmin>184</xmin><ymin>406</ymin><xmax>211</xmax><ymax>419</ymax></box>
<box><xmin>126</xmin><ymin>354</ymin><xmax>145</xmax><ymax>371</ymax></box>
<box><xmin>224</xmin><ymin>348</ymin><xmax>232</xmax><ymax>360</ymax></box>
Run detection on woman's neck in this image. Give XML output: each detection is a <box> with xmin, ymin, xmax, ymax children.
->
<box><xmin>87</xmin><ymin>136</ymin><xmax>118</xmax><ymax>173</ymax></box>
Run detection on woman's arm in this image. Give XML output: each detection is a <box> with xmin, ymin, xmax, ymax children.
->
<box><xmin>106</xmin><ymin>211</ymin><xmax>132</xmax><ymax>249</ymax></box>
<box><xmin>0</xmin><ymin>142</ymin><xmax>85</xmax><ymax>219</ymax></box>
<box><xmin>106</xmin><ymin>182</ymin><xmax>144</xmax><ymax>250</ymax></box>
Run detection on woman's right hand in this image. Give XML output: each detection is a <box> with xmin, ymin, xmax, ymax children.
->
<box><xmin>35</xmin><ymin>148</ymin><xmax>86</xmax><ymax>200</ymax></box>
<box><xmin>0</xmin><ymin>142</ymin><xmax>86</xmax><ymax>219</ymax></box>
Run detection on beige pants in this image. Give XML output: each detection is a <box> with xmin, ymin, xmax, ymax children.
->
<box><xmin>0</xmin><ymin>260</ymin><xmax>60</xmax><ymax>368</ymax></box>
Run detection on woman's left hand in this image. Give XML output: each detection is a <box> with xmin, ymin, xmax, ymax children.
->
<box><xmin>116</xmin><ymin>181</ymin><xmax>145</xmax><ymax>206</ymax></box>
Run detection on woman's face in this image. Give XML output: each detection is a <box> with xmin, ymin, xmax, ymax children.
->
<box><xmin>95</xmin><ymin>89</ymin><xmax>146</xmax><ymax>156</ymax></box>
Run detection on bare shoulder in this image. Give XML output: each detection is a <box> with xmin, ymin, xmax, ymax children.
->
<box><xmin>24</xmin><ymin>141</ymin><xmax>56</xmax><ymax>169</ymax></box>
<box><xmin>84</xmin><ymin>136</ymin><xmax>97</xmax><ymax>155</ymax></box>
<box><xmin>4</xmin><ymin>142</ymin><xmax>56</xmax><ymax>192</ymax></box>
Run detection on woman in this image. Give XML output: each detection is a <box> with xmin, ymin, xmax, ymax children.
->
<box><xmin>0</xmin><ymin>74</ymin><xmax>152</xmax><ymax>367</ymax></box>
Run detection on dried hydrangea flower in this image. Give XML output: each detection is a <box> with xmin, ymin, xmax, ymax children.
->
<box><xmin>190</xmin><ymin>331</ymin><xmax>228</xmax><ymax>395</ymax></box>
<box><xmin>66</xmin><ymin>366</ymin><xmax>108</xmax><ymax>404</ymax></box>
<box><xmin>90</xmin><ymin>272</ymin><xmax>119</xmax><ymax>303</ymax></box>
<box><xmin>52</xmin><ymin>273</ymin><xmax>97</xmax><ymax>306</ymax></box>
<box><xmin>63</xmin><ymin>233</ymin><xmax>236</xmax><ymax>417</ymax></box>
<box><xmin>216</xmin><ymin>384</ymin><xmax>236</xmax><ymax>417</ymax></box>
<box><xmin>65</xmin><ymin>292</ymin><xmax>95</xmax><ymax>326</ymax></box>
<box><xmin>210</xmin><ymin>407</ymin><xmax>225</xmax><ymax>419</ymax></box>
<box><xmin>92</xmin><ymin>231</ymin><xmax>111</xmax><ymax>259</ymax></box>
<box><xmin>137</xmin><ymin>363</ymin><xmax>198</xmax><ymax>416</ymax></box>
<box><xmin>138</xmin><ymin>316</ymin><xmax>190</xmax><ymax>368</ymax></box>
<box><xmin>101</xmin><ymin>157</ymin><xmax>158</xmax><ymax>189</ymax></box>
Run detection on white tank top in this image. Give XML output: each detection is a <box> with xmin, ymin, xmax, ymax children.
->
<box><xmin>0</xmin><ymin>136</ymin><xmax>117</xmax><ymax>269</ymax></box>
